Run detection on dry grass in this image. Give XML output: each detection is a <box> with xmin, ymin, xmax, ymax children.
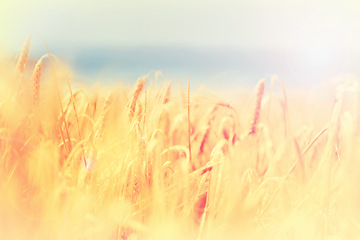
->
<box><xmin>1</xmin><ymin>40</ymin><xmax>360</xmax><ymax>240</ymax></box>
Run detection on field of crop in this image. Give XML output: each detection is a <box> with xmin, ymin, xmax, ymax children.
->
<box><xmin>1</xmin><ymin>38</ymin><xmax>360</xmax><ymax>240</ymax></box>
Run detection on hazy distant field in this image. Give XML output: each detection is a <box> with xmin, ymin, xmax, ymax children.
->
<box><xmin>2</xmin><ymin>38</ymin><xmax>360</xmax><ymax>240</ymax></box>
<box><xmin>34</xmin><ymin>45</ymin><xmax>360</xmax><ymax>90</ymax></box>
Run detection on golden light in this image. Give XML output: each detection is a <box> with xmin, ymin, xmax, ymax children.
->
<box><xmin>2</xmin><ymin>1</ymin><xmax>360</xmax><ymax>239</ymax></box>
<box><xmin>286</xmin><ymin>21</ymin><xmax>355</xmax><ymax>82</ymax></box>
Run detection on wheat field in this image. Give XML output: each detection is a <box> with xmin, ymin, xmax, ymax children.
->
<box><xmin>1</xmin><ymin>38</ymin><xmax>360</xmax><ymax>240</ymax></box>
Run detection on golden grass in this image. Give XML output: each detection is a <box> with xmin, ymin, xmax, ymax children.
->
<box><xmin>1</xmin><ymin>40</ymin><xmax>360</xmax><ymax>239</ymax></box>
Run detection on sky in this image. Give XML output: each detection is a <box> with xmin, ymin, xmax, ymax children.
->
<box><xmin>1</xmin><ymin>0</ymin><xmax>360</xmax><ymax>86</ymax></box>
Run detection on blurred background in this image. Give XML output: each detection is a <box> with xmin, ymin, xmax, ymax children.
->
<box><xmin>1</xmin><ymin>0</ymin><xmax>360</xmax><ymax>89</ymax></box>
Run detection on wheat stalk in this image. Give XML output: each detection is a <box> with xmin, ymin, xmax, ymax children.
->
<box><xmin>302</xmin><ymin>127</ymin><xmax>328</xmax><ymax>156</ymax></box>
<box><xmin>272</xmin><ymin>75</ymin><xmax>288</xmax><ymax>136</ymax></box>
<box><xmin>61</xmin><ymin>61</ymin><xmax>87</xmax><ymax>167</ymax></box>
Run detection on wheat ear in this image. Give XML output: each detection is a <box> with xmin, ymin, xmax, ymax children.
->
<box><xmin>16</xmin><ymin>36</ymin><xmax>31</xmax><ymax>74</ymax></box>
<box><xmin>128</xmin><ymin>77</ymin><xmax>146</xmax><ymax>121</ymax></box>
<box><xmin>31</xmin><ymin>55</ymin><xmax>46</xmax><ymax>104</ymax></box>
<box><xmin>94</xmin><ymin>93</ymin><xmax>113</xmax><ymax>142</ymax></box>
<box><xmin>163</xmin><ymin>83</ymin><xmax>171</xmax><ymax>104</ymax></box>
<box><xmin>249</xmin><ymin>79</ymin><xmax>265</xmax><ymax>135</ymax></box>
<box><xmin>43</xmin><ymin>42</ymin><xmax>72</xmax><ymax>155</ymax></box>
